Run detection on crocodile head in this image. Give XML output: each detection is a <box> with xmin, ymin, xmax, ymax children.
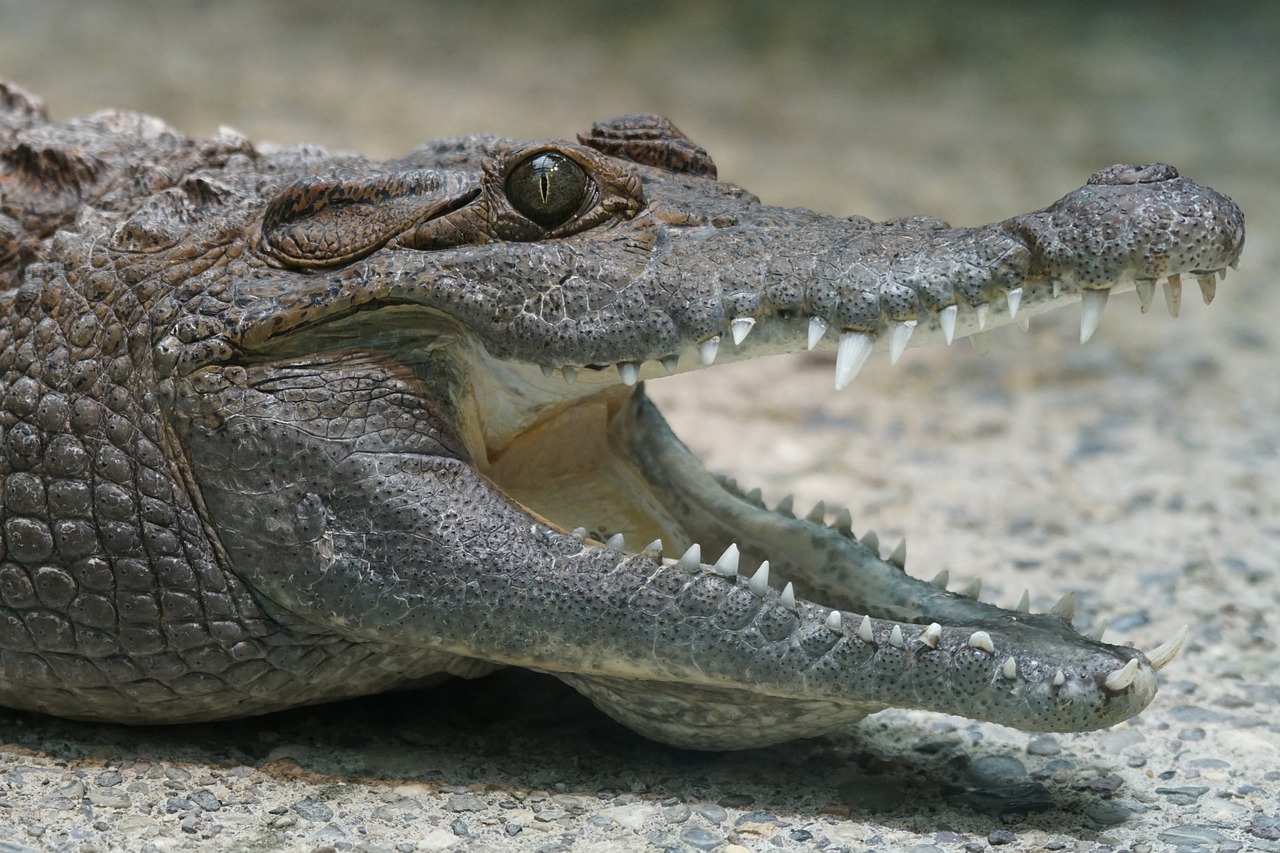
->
<box><xmin>1</xmin><ymin>93</ymin><xmax>1245</xmax><ymax>747</ymax></box>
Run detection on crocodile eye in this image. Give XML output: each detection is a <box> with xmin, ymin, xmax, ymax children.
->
<box><xmin>506</xmin><ymin>152</ymin><xmax>589</xmax><ymax>228</ymax></box>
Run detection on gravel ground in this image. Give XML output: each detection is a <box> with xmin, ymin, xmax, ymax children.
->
<box><xmin>1</xmin><ymin>2</ymin><xmax>1277</xmax><ymax>851</ymax></box>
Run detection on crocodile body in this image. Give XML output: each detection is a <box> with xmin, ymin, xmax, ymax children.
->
<box><xmin>0</xmin><ymin>81</ymin><xmax>1244</xmax><ymax>749</ymax></box>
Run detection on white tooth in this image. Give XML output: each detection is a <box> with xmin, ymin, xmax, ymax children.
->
<box><xmin>540</xmin><ymin>364</ymin><xmax>555</xmax><ymax>379</ymax></box>
<box><xmin>677</xmin><ymin>544</ymin><xmax>701</xmax><ymax>571</ymax></box>
<box><xmin>859</xmin><ymin>530</ymin><xmax>879</xmax><ymax>555</ymax></box>
<box><xmin>1135</xmin><ymin>279</ymin><xmax>1155</xmax><ymax>313</ymax></box>
<box><xmin>919</xmin><ymin>622</ymin><xmax>941</xmax><ymax>649</ymax></box>
<box><xmin>1017</xmin><ymin>313</ymin><xmax>1030</xmax><ymax>332</ymax></box>
<box><xmin>1052</xmin><ymin>279</ymin><xmax>1062</xmax><ymax>299</ymax></box>
<box><xmin>779</xmin><ymin>582</ymin><xmax>796</xmax><ymax>610</ymax></box>
<box><xmin>562</xmin><ymin>366</ymin><xmax>579</xmax><ymax>384</ymax></box>
<box><xmin>976</xmin><ymin>302</ymin><xmax>990</xmax><ymax>331</ymax></box>
<box><xmin>834</xmin><ymin>507</ymin><xmax>853</xmax><ymax>534</ymax></box>
<box><xmin>618</xmin><ymin>362</ymin><xmax>639</xmax><ymax>386</ymax></box>
<box><xmin>834</xmin><ymin>331</ymin><xmax>874</xmax><ymax>390</ymax></box>
<box><xmin>805</xmin><ymin>500</ymin><xmax>826</xmax><ymax>524</ymax></box>
<box><xmin>1219</xmin><ymin>266</ymin><xmax>1229</xmax><ymax>278</ymax></box>
<box><xmin>1103</xmin><ymin>658</ymin><xmax>1140</xmax><ymax>691</ymax></box>
<box><xmin>1052</xmin><ymin>669</ymin><xmax>1066</xmax><ymax>687</ymax></box>
<box><xmin>1163</xmin><ymin>278</ymin><xmax>1182</xmax><ymax>317</ymax></box>
<box><xmin>699</xmin><ymin>336</ymin><xmax>720</xmax><ymax>365</ymax></box>
<box><xmin>775</xmin><ymin>494</ymin><xmax>795</xmax><ymax>517</ymax></box>
<box><xmin>887</xmin><ymin>539</ymin><xmax>907</xmax><ymax>568</ymax></box>
<box><xmin>1080</xmin><ymin>289</ymin><xmax>1109</xmax><ymax>344</ymax></box>
<box><xmin>1087</xmin><ymin>621</ymin><xmax>1108</xmax><ymax>642</ymax></box>
<box><xmin>642</xmin><ymin>539</ymin><xmax>663</xmax><ymax>557</ymax></box>
<box><xmin>1049</xmin><ymin>591</ymin><xmax>1076</xmax><ymax>621</ymax></box>
<box><xmin>661</xmin><ymin>355</ymin><xmax>679</xmax><ymax>374</ymax></box>
<box><xmin>1196</xmin><ymin>274</ymin><xmax>1216</xmax><ymax>305</ymax></box>
<box><xmin>571</xmin><ymin>527</ymin><xmax>588</xmax><ymax>541</ymax></box>
<box><xmin>807</xmin><ymin>316</ymin><xmax>829</xmax><ymax>351</ymax></box>
<box><xmin>748</xmin><ymin>560</ymin><xmax>770</xmax><ymax>596</ymax></box>
<box><xmin>1016</xmin><ymin>589</ymin><xmax>1030</xmax><ymax>613</ymax></box>
<box><xmin>730</xmin><ymin>317</ymin><xmax>756</xmax><ymax>345</ymax></box>
<box><xmin>929</xmin><ymin>569</ymin><xmax>950</xmax><ymax>589</ymax></box>
<box><xmin>606</xmin><ymin>533</ymin><xmax>625</xmax><ymax>551</ymax></box>
<box><xmin>962</xmin><ymin>578</ymin><xmax>982</xmax><ymax>599</ymax></box>
<box><xmin>858</xmin><ymin>615</ymin><xmax>874</xmax><ymax>644</ymax></box>
<box><xmin>1146</xmin><ymin>625</ymin><xmax>1189</xmax><ymax>671</ymax></box>
<box><xmin>745</xmin><ymin>487</ymin><xmax>763</xmax><ymax>506</ymax></box>
<box><xmin>970</xmin><ymin>330</ymin><xmax>991</xmax><ymax>355</ymax></box>
<box><xmin>713</xmin><ymin>543</ymin><xmax>740</xmax><ymax>576</ymax></box>
<box><xmin>889</xmin><ymin>625</ymin><xmax>904</xmax><ymax>648</ymax></box>
<box><xmin>889</xmin><ymin>320</ymin><xmax>916</xmax><ymax>365</ymax></box>
<box><xmin>1001</xmin><ymin>657</ymin><xmax>1018</xmax><ymax>680</ymax></box>
<box><xmin>1006</xmin><ymin>288</ymin><xmax>1022</xmax><ymax>320</ymax></box>
<box><xmin>825</xmin><ymin>610</ymin><xmax>843</xmax><ymax>632</ymax></box>
<box><xmin>967</xmin><ymin>631</ymin><xmax>994</xmax><ymax>653</ymax></box>
<box><xmin>940</xmin><ymin>304</ymin><xmax>957</xmax><ymax>345</ymax></box>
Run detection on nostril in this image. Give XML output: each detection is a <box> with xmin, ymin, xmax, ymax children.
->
<box><xmin>1087</xmin><ymin>163</ymin><xmax>1180</xmax><ymax>186</ymax></box>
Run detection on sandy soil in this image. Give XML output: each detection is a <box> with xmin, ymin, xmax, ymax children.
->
<box><xmin>1</xmin><ymin>2</ymin><xmax>1277</xmax><ymax>851</ymax></box>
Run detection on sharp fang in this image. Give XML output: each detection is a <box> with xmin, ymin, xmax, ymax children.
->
<box><xmin>748</xmin><ymin>560</ymin><xmax>771</xmax><ymax>596</ymax></box>
<box><xmin>807</xmin><ymin>316</ymin><xmax>829</xmax><ymax>351</ymax></box>
<box><xmin>677</xmin><ymin>544</ymin><xmax>701</xmax><ymax>571</ymax></box>
<box><xmin>713</xmin><ymin>543</ymin><xmax>740</xmax><ymax>576</ymax></box>
<box><xmin>1001</xmin><ymin>657</ymin><xmax>1018</xmax><ymax>680</ymax></box>
<box><xmin>775</xmin><ymin>494</ymin><xmax>795</xmax><ymax>517</ymax></box>
<box><xmin>1052</xmin><ymin>279</ymin><xmax>1062</xmax><ymax>299</ymax></box>
<box><xmin>889</xmin><ymin>320</ymin><xmax>916</xmax><ymax>365</ymax></box>
<box><xmin>859</xmin><ymin>530</ymin><xmax>880</xmax><ymax>555</ymax></box>
<box><xmin>730</xmin><ymin>317</ymin><xmax>756</xmax><ymax>345</ymax></box>
<box><xmin>1049</xmin><ymin>591</ymin><xmax>1076</xmax><ymax>621</ymax></box>
<box><xmin>660</xmin><ymin>355</ymin><xmax>679</xmax><ymax>374</ymax></box>
<box><xmin>1196</xmin><ymin>274</ymin><xmax>1216</xmax><ymax>305</ymax></box>
<box><xmin>887</xmin><ymin>539</ymin><xmax>907</xmax><ymax>568</ymax></box>
<box><xmin>889</xmin><ymin>625</ymin><xmax>905</xmax><ymax>648</ymax></box>
<box><xmin>970</xmin><ymin>330</ymin><xmax>991</xmax><ymax>355</ymax></box>
<box><xmin>571</xmin><ymin>527</ymin><xmax>587</xmax><ymax>541</ymax></box>
<box><xmin>940</xmin><ymin>304</ymin><xmax>957</xmax><ymax>345</ymax></box>
<box><xmin>1220</xmin><ymin>266</ymin><xmax>1228</xmax><ymax>278</ymax></box>
<box><xmin>605</xmin><ymin>533</ymin><xmax>625</xmax><ymax>551</ymax></box>
<box><xmin>540</xmin><ymin>364</ymin><xmax>555</xmax><ymax>379</ymax></box>
<box><xmin>825</xmin><ymin>610</ymin><xmax>843</xmax><ymax>632</ymax></box>
<box><xmin>834</xmin><ymin>331</ymin><xmax>875</xmax><ymax>391</ymax></box>
<box><xmin>562</xmin><ymin>366</ymin><xmax>579</xmax><ymax>384</ymax></box>
<box><xmin>805</xmin><ymin>500</ymin><xmax>826</xmax><ymax>524</ymax></box>
<box><xmin>919</xmin><ymin>622</ymin><xmax>941</xmax><ymax>649</ymax></box>
<box><xmin>779</xmin><ymin>582</ymin><xmax>797</xmax><ymax>610</ymax></box>
<box><xmin>1145</xmin><ymin>625</ymin><xmax>1189</xmax><ymax>671</ymax></box>
<box><xmin>1052</xmin><ymin>669</ymin><xmax>1066</xmax><ymax>687</ymax></box>
<box><xmin>1016</xmin><ymin>313</ymin><xmax>1030</xmax><ymax>333</ymax></box>
<box><xmin>930</xmin><ymin>569</ymin><xmax>950</xmax><ymax>589</ymax></box>
<box><xmin>1006</xmin><ymin>288</ymin><xmax>1022</xmax><ymax>320</ymax></box>
<box><xmin>1016</xmin><ymin>589</ymin><xmax>1030</xmax><ymax>613</ymax></box>
<box><xmin>618</xmin><ymin>362</ymin><xmax>639</xmax><ymax>386</ymax></box>
<box><xmin>976</xmin><ymin>302</ymin><xmax>990</xmax><ymax>331</ymax></box>
<box><xmin>1163</xmin><ymin>277</ymin><xmax>1182</xmax><ymax>317</ymax></box>
<box><xmin>699</xmin><ymin>335</ymin><xmax>720</xmax><ymax>366</ymax></box>
<box><xmin>834</xmin><ymin>507</ymin><xmax>853</xmax><ymax>535</ymax></box>
<box><xmin>1080</xmin><ymin>289</ymin><xmax>1108</xmax><ymax>344</ymax></box>
<box><xmin>858</xmin><ymin>615</ymin><xmax>875</xmax><ymax>644</ymax></box>
<box><xmin>1135</xmin><ymin>279</ymin><xmax>1155</xmax><ymax>313</ymax></box>
<box><xmin>962</xmin><ymin>578</ymin><xmax>982</xmax><ymax>599</ymax></box>
<box><xmin>1103</xmin><ymin>658</ymin><xmax>1140</xmax><ymax>692</ymax></box>
<box><xmin>642</xmin><ymin>539</ymin><xmax>663</xmax><ymax>557</ymax></box>
<box><xmin>1087</xmin><ymin>621</ymin><xmax>1108</xmax><ymax>642</ymax></box>
<box><xmin>745</xmin><ymin>487</ymin><xmax>763</xmax><ymax>506</ymax></box>
<box><xmin>968</xmin><ymin>630</ymin><xmax>995</xmax><ymax>653</ymax></box>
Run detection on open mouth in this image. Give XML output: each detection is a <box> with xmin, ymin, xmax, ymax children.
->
<box><xmin>450</xmin><ymin>269</ymin><xmax>1213</xmax><ymax>743</ymax></box>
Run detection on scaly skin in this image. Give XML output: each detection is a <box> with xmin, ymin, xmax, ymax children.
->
<box><xmin>0</xmin><ymin>82</ymin><xmax>1243</xmax><ymax>748</ymax></box>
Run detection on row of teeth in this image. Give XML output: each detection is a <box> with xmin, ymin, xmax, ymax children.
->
<box><xmin>537</xmin><ymin>270</ymin><xmax>1229</xmax><ymax>391</ymax></box>
<box><xmin>571</xmin><ymin>500</ymin><xmax>1188</xmax><ymax>692</ymax></box>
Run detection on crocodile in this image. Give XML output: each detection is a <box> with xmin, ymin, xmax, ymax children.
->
<box><xmin>0</xmin><ymin>80</ymin><xmax>1244</xmax><ymax>749</ymax></box>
